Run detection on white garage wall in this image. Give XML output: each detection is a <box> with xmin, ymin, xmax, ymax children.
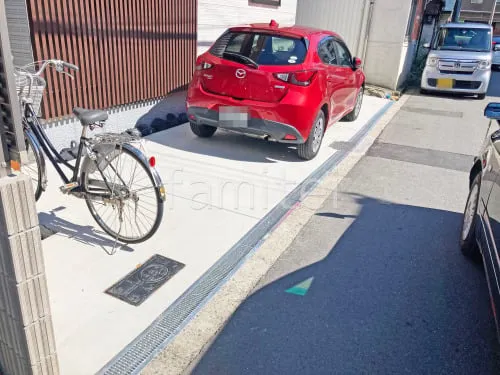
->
<box><xmin>197</xmin><ymin>0</ymin><xmax>298</xmax><ymax>56</ymax></box>
<box><xmin>296</xmin><ymin>0</ymin><xmax>369</xmax><ymax>59</ymax></box>
<box><xmin>362</xmin><ymin>0</ymin><xmax>413</xmax><ymax>90</ymax></box>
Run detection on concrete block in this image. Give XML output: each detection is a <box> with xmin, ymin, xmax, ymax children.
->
<box><xmin>0</xmin><ymin>175</ymin><xmax>38</xmax><ymax>237</ymax></box>
<box><xmin>24</xmin><ymin>320</ymin><xmax>42</xmax><ymax>364</ymax></box>
<box><xmin>17</xmin><ymin>275</ymin><xmax>50</xmax><ymax>327</ymax></box>
<box><xmin>14</xmin><ymin>355</ymin><xmax>30</xmax><ymax>375</ymax></box>
<box><xmin>32</xmin><ymin>355</ymin><xmax>58</xmax><ymax>375</ymax></box>
<box><xmin>6</xmin><ymin>278</ymin><xmax>23</xmax><ymax>320</ymax></box>
<box><xmin>0</xmin><ymin>343</ymin><xmax>8</xmax><ymax>372</ymax></box>
<box><xmin>24</xmin><ymin>316</ymin><xmax>57</xmax><ymax>366</ymax></box>
<box><xmin>0</xmin><ymin>175</ymin><xmax>56</xmax><ymax>375</ymax></box>
<box><xmin>7</xmin><ymin>227</ymin><xmax>45</xmax><ymax>283</ymax></box>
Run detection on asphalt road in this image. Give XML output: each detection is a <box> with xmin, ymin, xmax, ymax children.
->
<box><xmin>192</xmin><ymin>75</ymin><xmax>500</xmax><ymax>375</ymax></box>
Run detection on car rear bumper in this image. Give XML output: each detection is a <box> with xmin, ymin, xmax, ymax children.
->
<box><xmin>421</xmin><ymin>66</ymin><xmax>490</xmax><ymax>94</ymax></box>
<box><xmin>186</xmin><ymin>82</ymin><xmax>319</xmax><ymax>141</ymax></box>
<box><xmin>187</xmin><ymin>106</ymin><xmax>305</xmax><ymax>144</ymax></box>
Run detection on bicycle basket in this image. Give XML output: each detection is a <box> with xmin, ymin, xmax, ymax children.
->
<box><xmin>15</xmin><ymin>71</ymin><xmax>46</xmax><ymax>116</ymax></box>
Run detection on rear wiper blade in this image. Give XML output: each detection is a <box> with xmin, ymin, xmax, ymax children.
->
<box><xmin>223</xmin><ymin>52</ymin><xmax>259</xmax><ymax>68</ymax></box>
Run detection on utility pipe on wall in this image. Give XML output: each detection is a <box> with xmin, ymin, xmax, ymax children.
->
<box><xmin>489</xmin><ymin>0</ymin><xmax>497</xmax><ymax>25</ymax></box>
<box><xmin>451</xmin><ymin>0</ymin><xmax>462</xmax><ymax>22</ymax></box>
<box><xmin>361</xmin><ymin>0</ymin><xmax>375</xmax><ymax>64</ymax></box>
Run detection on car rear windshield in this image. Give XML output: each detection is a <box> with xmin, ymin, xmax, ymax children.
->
<box><xmin>209</xmin><ymin>31</ymin><xmax>308</xmax><ymax>66</ymax></box>
<box><xmin>433</xmin><ymin>27</ymin><xmax>492</xmax><ymax>52</ymax></box>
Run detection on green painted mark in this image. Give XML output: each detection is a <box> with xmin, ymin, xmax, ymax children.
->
<box><xmin>285</xmin><ymin>277</ymin><xmax>314</xmax><ymax>296</ymax></box>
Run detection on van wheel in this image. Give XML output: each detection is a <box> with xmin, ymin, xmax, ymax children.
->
<box><xmin>190</xmin><ymin>122</ymin><xmax>217</xmax><ymax>138</ymax></box>
<box><xmin>298</xmin><ymin>111</ymin><xmax>325</xmax><ymax>160</ymax></box>
<box><xmin>460</xmin><ymin>173</ymin><xmax>481</xmax><ymax>259</ymax></box>
<box><xmin>477</xmin><ymin>93</ymin><xmax>486</xmax><ymax>100</ymax></box>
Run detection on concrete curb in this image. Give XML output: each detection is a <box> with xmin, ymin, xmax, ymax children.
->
<box><xmin>141</xmin><ymin>95</ymin><xmax>411</xmax><ymax>375</ymax></box>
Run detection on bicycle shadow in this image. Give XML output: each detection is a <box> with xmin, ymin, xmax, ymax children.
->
<box><xmin>38</xmin><ymin>207</ymin><xmax>134</xmax><ymax>255</ymax></box>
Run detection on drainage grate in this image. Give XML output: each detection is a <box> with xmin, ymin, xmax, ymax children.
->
<box><xmin>106</xmin><ymin>255</ymin><xmax>185</xmax><ymax>306</ymax></box>
<box><xmin>97</xmin><ymin>101</ymin><xmax>394</xmax><ymax>375</ymax></box>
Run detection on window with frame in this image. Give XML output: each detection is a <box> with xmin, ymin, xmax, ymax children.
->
<box><xmin>334</xmin><ymin>41</ymin><xmax>353</xmax><ymax>67</ymax></box>
<box><xmin>318</xmin><ymin>38</ymin><xmax>338</xmax><ymax>65</ymax></box>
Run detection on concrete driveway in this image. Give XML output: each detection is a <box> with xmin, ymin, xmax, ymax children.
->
<box><xmin>35</xmin><ymin>95</ymin><xmax>390</xmax><ymax>375</ymax></box>
<box><xmin>187</xmin><ymin>82</ymin><xmax>500</xmax><ymax>375</ymax></box>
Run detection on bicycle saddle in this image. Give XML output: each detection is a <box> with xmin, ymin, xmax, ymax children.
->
<box><xmin>73</xmin><ymin>107</ymin><xmax>109</xmax><ymax>126</ymax></box>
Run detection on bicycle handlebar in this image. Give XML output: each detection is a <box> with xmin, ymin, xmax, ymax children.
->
<box><xmin>62</xmin><ymin>61</ymin><xmax>79</xmax><ymax>71</ymax></box>
<box><xmin>20</xmin><ymin>59</ymin><xmax>80</xmax><ymax>77</ymax></box>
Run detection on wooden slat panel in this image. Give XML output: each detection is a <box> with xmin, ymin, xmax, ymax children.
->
<box><xmin>27</xmin><ymin>0</ymin><xmax>197</xmax><ymax>119</ymax></box>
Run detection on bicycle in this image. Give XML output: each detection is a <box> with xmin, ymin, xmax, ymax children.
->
<box><xmin>13</xmin><ymin>59</ymin><xmax>166</xmax><ymax>246</ymax></box>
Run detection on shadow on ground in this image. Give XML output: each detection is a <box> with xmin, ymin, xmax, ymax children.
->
<box><xmin>192</xmin><ymin>194</ymin><xmax>500</xmax><ymax>375</ymax></box>
<box><xmin>39</xmin><ymin>208</ymin><xmax>133</xmax><ymax>254</ymax></box>
<box><xmin>147</xmin><ymin>128</ymin><xmax>305</xmax><ymax>163</ymax></box>
<box><xmin>135</xmin><ymin>89</ymin><xmax>188</xmax><ymax>136</ymax></box>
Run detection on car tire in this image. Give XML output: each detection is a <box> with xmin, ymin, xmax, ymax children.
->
<box><xmin>460</xmin><ymin>173</ymin><xmax>481</xmax><ymax>259</ymax></box>
<box><xmin>190</xmin><ymin>122</ymin><xmax>217</xmax><ymax>138</ymax></box>
<box><xmin>477</xmin><ymin>93</ymin><xmax>486</xmax><ymax>100</ymax></box>
<box><xmin>420</xmin><ymin>88</ymin><xmax>429</xmax><ymax>95</ymax></box>
<box><xmin>298</xmin><ymin>111</ymin><xmax>325</xmax><ymax>161</ymax></box>
<box><xmin>342</xmin><ymin>86</ymin><xmax>364</xmax><ymax>122</ymax></box>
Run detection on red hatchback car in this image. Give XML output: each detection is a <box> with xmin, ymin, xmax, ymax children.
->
<box><xmin>186</xmin><ymin>21</ymin><xmax>366</xmax><ymax>160</ymax></box>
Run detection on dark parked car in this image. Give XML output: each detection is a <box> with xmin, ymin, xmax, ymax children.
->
<box><xmin>461</xmin><ymin>102</ymin><xmax>500</xmax><ymax>337</ymax></box>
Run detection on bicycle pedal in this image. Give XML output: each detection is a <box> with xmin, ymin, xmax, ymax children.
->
<box><xmin>60</xmin><ymin>182</ymin><xmax>79</xmax><ymax>194</ymax></box>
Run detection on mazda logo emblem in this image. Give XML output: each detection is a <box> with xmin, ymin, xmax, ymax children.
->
<box><xmin>235</xmin><ymin>69</ymin><xmax>246</xmax><ymax>79</ymax></box>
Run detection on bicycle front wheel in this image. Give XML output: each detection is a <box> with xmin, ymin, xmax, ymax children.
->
<box><xmin>82</xmin><ymin>144</ymin><xmax>164</xmax><ymax>244</ymax></box>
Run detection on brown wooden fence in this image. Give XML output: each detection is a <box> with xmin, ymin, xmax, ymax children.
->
<box><xmin>26</xmin><ymin>0</ymin><xmax>197</xmax><ymax>120</ymax></box>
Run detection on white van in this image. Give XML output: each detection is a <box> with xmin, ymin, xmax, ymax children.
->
<box><xmin>421</xmin><ymin>22</ymin><xmax>493</xmax><ymax>99</ymax></box>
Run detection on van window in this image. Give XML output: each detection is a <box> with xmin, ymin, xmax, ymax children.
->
<box><xmin>433</xmin><ymin>27</ymin><xmax>492</xmax><ymax>52</ymax></box>
<box><xmin>210</xmin><ymin>32</ymin><xmax>308</xmax><ymax>66</ymax></box>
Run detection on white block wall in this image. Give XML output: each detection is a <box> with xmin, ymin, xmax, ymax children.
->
<box><xmin>197</xmin><ymin>0</ymin><xmax>298</xmax><ymax>56</ymax></box>
<box><xmin>296</xmin><ymin>0</ymin><xmax>369</xmax><ymax>59</ymax></box>
<box><xmin>362</xmin><ymin>0</ymin><xmax>414</xmax><ymax>90</ymax></box>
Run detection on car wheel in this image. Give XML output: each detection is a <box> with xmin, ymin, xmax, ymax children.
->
<box><xmin>190</xmin><ymin>122</ymin><xmax>217</xmax><ymax>138</ymax></box>
<box><xmin>477</xmin><ymin>93</ymin><xmax>486</xmax><ymax>100</ymax></box>
<box><xmin>342</xmin><ymin>86</ymin><xmax>364</xmax><ymax>122</ymax></box>
<box><xmin>420</xmin><ymin>88</ymin><xmax>429</xmax><ymax>95</ymax></box>
<box><xmin>460</xmin><ymin>173</ymin><xmax>481</xmax><ymax>259</ymax></box>
<box><xmin>298</xmin><ymin>111</ymin><xmax>325</xmax><ymax>161</ymax></box>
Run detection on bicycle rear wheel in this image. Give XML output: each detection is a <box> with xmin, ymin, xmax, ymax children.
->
<box><xmin>82</xmin><ymin>144</ymin><xmax>163</xmax><ymax>244</ymax></box>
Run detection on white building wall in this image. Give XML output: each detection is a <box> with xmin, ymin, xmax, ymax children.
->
<box><xmin>363</xmin><ymin>0</ymin><xmax>414</xmax><ymax>90</ymax></box>
<box><xmin>197</xmin><ymin>0</ymin><xmax>298</xmax><ymax>56</ymax></box>
<box><xmin>296</xmin><ymin>0</ymin><xmax>369</xmax><ymax>59</ymax></box>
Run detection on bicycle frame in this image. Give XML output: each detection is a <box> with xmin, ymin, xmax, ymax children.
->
<box><xmin>24</xmin><ymin>102</ymin><xmax>124</xmax><ymax>201</ymax></box>
<box><xmin>23</xmin><ymin>101</ymin><xmax>166</xmax><ymax>203</ymax></box>
<box><xmin>24</xmin><ymin>103</ymin><xmax>81</xmax><ymax>184</ymax></box>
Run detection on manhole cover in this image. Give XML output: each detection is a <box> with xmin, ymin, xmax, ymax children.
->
<box><xmin>105</xmin><ymin>254</ymin><xmax>185</xmax><ymax>306</ymax></box>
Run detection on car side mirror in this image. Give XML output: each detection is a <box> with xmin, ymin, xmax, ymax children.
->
<box><xmin>423</xmin><ymin>42</ymin><xmax>431</xmax><ymax>49</ymax></box>
<box><xmin>485</xmin><ymin>103</ymin><xmax>500</xmax><ymax>120</ymax></box>
<box><xmin>485</xmin><ymin>103</ymin><xmax>500</xmax><ymax>152</ymax></box>
<box><xmin>353</xmin><ymin>57</ymin><xmax>362</xmax><ymax>70</ymax></box>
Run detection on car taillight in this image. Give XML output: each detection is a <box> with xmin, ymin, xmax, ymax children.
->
<box><xmin>196</xmin><ymin>62</ymin><xmax>213</xmax><ymax>70</ymax></box>
<box><xmin>274</xmin><ymin>70</ymin><xmax>317</xmax><ymax>86</ymax></box>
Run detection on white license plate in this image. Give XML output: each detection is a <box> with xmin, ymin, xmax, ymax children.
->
<box><xmin>219</xmin><ymin>106</ymin><xmax>249</xmax><ymax>127</ymax></box>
